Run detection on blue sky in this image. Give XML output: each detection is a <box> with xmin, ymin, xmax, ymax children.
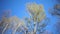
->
<box><xmin>0</xmin><ymin>0</ymin><xmax>57</xmax><ymax>34</ymax></box>
<box><xmin>1</xmin><ymin>0</ymin><xmax>55</xmax><ymax>18</ymax></box>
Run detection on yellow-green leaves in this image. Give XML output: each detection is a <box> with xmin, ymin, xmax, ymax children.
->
<box><xmin>27</xmin><ymin>3</ymin><xmax>39</xmax><ymax>16</ymax></box>
<box><xmin>27</xmin><ymin>3</ymin><xmax>46</xmax><ymax>22</ymax></box>
<box><xmin>8</xmin><ymin>16</ymin><xmax>27</xmax><ymax>34</ymax></box>
<box><xmin>1</xmin><ymin>16</ymin><xmax>27</xmax><ymax>34</ymax></box>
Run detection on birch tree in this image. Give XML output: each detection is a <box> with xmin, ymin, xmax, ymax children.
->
<box><xmin>0</xmin><ymin>10</ymin><xmax>11</xmax><ymax>34</ymax></box>
<box><xmin>25</xmin><ymin>3</ymin><xmax>48</xmax><ymax>34</ymax></box>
